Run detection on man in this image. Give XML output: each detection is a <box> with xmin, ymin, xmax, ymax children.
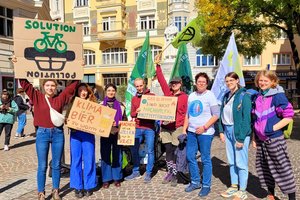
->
<box><xmin>14</xmin><ymin>88</ymin><xmax>29</xmax><ymax>138</ymax></box>
<box><xmin>124</xmin><ymin>78</ymin><xmax>156</xmax><ymax>183</ymax></box>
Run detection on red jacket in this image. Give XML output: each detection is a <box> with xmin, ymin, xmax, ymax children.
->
<box><xmin>131</xmin><ymin>89</ymin><xmax>155</xmax><ymax>130</ymax></box>
<box><xmin>20</xmin><ymin>79</ymin><xmax>79</xmax><ymax>128</ymax></box>
<box><xmin>156</xmin><ymin>64</ymin><xmax>188</xmax><ymax>130</ymax></box>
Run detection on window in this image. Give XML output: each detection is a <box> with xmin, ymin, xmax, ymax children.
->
<box><xmin>243</xmin><ymin>55</ymin><xmax>260</xmax><ymax>66</ymax></box>
<box><xmin>273</xmin><ymin>53</ymin><xmax>291</xmax><ymax>65</ymax></box>
<box><xmin>103</xmin><ymin>73</ymin><xmax>127</xmax><ymax>86</ymax></box>
<box><xmin>103</xmin><ymin>16</ymin><xmax>116</xmax><ymax>31</ymax></box>
<box><xmin>140</xmin><ymin>15</ymin><xmax>155</xmax><ymax>30</ymax></box>
<box><xmin>0</xmin><ymin>6</ymin><xmax>13</xmax><ymax>37</ymax></box>
<box><xmin>82</xmin><ymin>22</ymin><xmax>90</xmax><ymax>36</ymax></box>
<box><xmin>134</xmin><ymin>45</ymin><xmax>162</xmax><ymax>61</ymax></box>
<box><xmin>83</xmin><ymin>74</ymin><xmax>95</xmax><ymax>84</ymax></box>
<box><xmin>84</xmin><ymin>50</ymin><xmax>95</xmax><ymax>65</ymax></box>
<box><xmin>196</xmin><ymin>49</ymin><xmax>217</xmax><ymax>67</ymax></box>
<box><xmin>75</xmin><ymin>0</ymin><xmax>88</xmax><ymax>7</ymax></box>
<box><xmin>174</xmin><ymin>17</ymin><xmax>182</xmax><ymax>31</ymax></box>
<box><xmin>102</xmin><ymin>48</ymin><xmax>127</xmax><ymax>64</ymax></box>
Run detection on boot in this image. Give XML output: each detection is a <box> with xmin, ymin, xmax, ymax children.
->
<box><xmin>52</xmin><ymin>189</ymin><xmax>62</xmax><ymax>200</ymax></box>
<box><xmin>37</xmin><ymin>191</ymin><xmax>45</xmax><ymax>200</ymax></box>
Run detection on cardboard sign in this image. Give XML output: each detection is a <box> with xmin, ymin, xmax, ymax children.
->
<box><xmin>138</xmin><ymin>95</ymin><xmax>178</xmax><ymax>121</ymax></box>
<box><xmin>117</xmin><ymin>121</ymin><xmax>136</xmax><ymax>146</ymax></box>
<box><xmin>13</xmin><ymin>17</ymin><xmax>83</xmax><ymax>80</ymax></box>
<box><xmin>66</xmin><ymin>97</ymin><xmax>116</xmax><ymax>137</ymax></box>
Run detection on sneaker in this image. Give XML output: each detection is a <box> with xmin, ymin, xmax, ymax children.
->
<box><xmin>170</xmin><ymin>175</ymin><xmax>178</xmax><ymax>187</ymax></box>
<box><xmin>198</xmin><ymin>186</ymin><xmax>211</xmax><ymax>197</ymax></box>
<box><xmin>15</xmin><ymin>134</ymin><xmax>19</xmax><ymax>139</ymax></box>
<box><xmin>162</xmin><ymin>173</ymin><xmax>172</xmax><ymax>184</ymax></box>
<box><xmin>221</xmin><ymin>186</ymin><xmax>238</xmax><ymax>198</ymax></box>
<box><xmin>4</xmin><ymin>145</ymin><xmax>9</xmax><ymax>151</ymax></box>
<box><xmin>84</xmin><ymin>190</ymin><xmax>93</xmax><ymax>197</ymax></box>
<box><xmin>233</xmin><ymin>190</ymin><xmax>248</xmax><ymax>200</ymax></box>
<box><xmin>74</xmin><ymin>189</ymin><xmax>84</xmax><ymax>198</ymax></box>
<box><xmin>124</xmin><ymin>172</ymin><xmax>141</xmax><ymax>181</ymax></box>
<box><xmin>185</xmin><ymin>183</ymin><xmax>202</xmax><ymax>192</ymax></box>
<box><xmin>144</xmin><ymin>173</ymin><xmax>152</xmax><ymax>183</ymax></box>
<box><xmin>264</xmin><ymin>194</ymin><xmax>275</xmax><ymax>200</ymax></box>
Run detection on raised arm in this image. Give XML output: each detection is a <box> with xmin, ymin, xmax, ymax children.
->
<box><xmin>155</xmin><ymin>54</ymin><xmax>172</xmax><ymax>96</ymax></box>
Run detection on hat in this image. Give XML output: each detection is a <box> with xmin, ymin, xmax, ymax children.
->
<box><xmin>170</xmin><ymin>77</ymin><xmax>182</xmax><ymax>83</ymax></box>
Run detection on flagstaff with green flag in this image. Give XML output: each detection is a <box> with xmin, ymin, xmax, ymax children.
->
<box><xmin>169</xmin><ymin>43</ymin><xmax>193</xmax><ymax>94</ymax></box>
<box><xmin>125</xmin><ymin>31</ymin><xmax>154</xmax><ymax>118</ymax></box>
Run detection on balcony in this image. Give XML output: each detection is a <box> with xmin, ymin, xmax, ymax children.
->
<box><xmin>97</xmin><ymin>21</ymin><xmax>126</xmax><ymax>41</ymax></box>
<box><xmin>73</xmin><ymin>6</ymin><xmax>89</xmax><ymax>19</ymax></box>
<box><xmin>96</xmin><ymin>0</ymin><xmax>125</xmax><ymax>8</ymax></box>
<box><xmin>168</xmin><ymin>0</ymin><xmax>189</xmax><ymax>14</ymax></box>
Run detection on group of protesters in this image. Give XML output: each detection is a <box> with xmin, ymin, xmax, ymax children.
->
<box><xmin>0</xmin><ymin>55</ymin><xmax>295</xmax><ymax>200</ymax></box>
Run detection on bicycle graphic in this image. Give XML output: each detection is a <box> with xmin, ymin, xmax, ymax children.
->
<box><xmin>34</xmin><ymin>32</ymin><xmax>67</xmax><ymax>53</ymax></box>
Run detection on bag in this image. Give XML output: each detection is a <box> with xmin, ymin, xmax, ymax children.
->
<box><xmin>283</xmin><ymin>119</ymin><xmax>293</xmax><ymax>139</ymax></box>
<box><xmin>238</xmin><ymin>89</ymin><xmax>258</xmax><ymax>109</ymax></box>
<box><xmin>45</xmin><ymin>95</ymin><xmax>65</xmax><ymax>127</ymax></box>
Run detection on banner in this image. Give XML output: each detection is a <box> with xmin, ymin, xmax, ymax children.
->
<box><xmin>117</xmin><ymin>121</ymin><xmax>136</xmax><ymax>146</ymax></box>
<box><xmin>172</xmin><ymin>18</ymin><xmax>201</xmax><ymax>48</ymax></box>
<box><xmin>66</xmin><ymin>97</ymin><xmax>116</xmax><ymax>137</ymax></box>
<box><xmin>169</xmin><ymin>43</ymin><xmax>193</xmax><ymax>94</ymax></box>
<box><xmin>125</xmin><ymin>31</ymin><xmax>152</xmax><ymax>119</ymax></box>
<box><xmin>13</xmin><ymin>17</ymin><xmax>83</xmax><ymax>80</ymax></box>
<box><xmin>211</xmin><ymin>33</ymin><xmax>245</xmax><ymax>104</ymax></box>
<box><xmin>138</xmin><ymin>96</ymin><xmax>178</xmax><ymax>121</ymax></box>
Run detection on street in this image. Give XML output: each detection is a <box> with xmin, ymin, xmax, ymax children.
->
<box><xmin>0</xmin><ymin>114</ymin><xmax>299</xmax><ymax>200</ymax></box>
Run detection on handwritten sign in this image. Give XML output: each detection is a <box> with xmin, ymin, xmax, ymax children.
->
<box><xmin>138</xmin><ymin>95</ymin><xmax>178</xmax><ymax>121</ymax></box>
<box><xmin>66</xmin><ymin>97</ymin><xmax>116</xmax><ymax>137</ymax></box>
<box><xmin>13</xmin><ymin>17</ymin><xmax>83</xmax><ymax>80</ymax></box>
<box><xmin>117</xmin><ymin>121</ymin><xmax>136</xmax><ymax>146</ymax></box>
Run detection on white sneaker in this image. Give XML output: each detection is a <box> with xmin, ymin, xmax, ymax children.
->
<box><xmin>4</xmin><ymin>145</ymin><xmax>9</xmax><ymax>151</ymax></box>
<box><xmin>15</xmin><ymin>134</ymin><xmax>19</xmax><ymax>138</ymax></box>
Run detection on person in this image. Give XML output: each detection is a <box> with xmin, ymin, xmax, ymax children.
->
<box><xmin>0</xmin><ymin>90</ymin><xmax>18</xmax><ymax>151</ymax></box>
<box><xmin>124</xmin><ymin>78</ymin><xmax>156</xmax><ymax>183</ymax></box>
<box><xmin>252</xmin><ymin>70</ymin><xmax>296</xmax><ymax>200</ymax></box>
<box><xmin>218</xmin><ymin>72</ymin><xmax>252</xmax><ymax>200</ymax></box>
<box><xmin>183</xmin><ymin>72</ymin><xmax>219</xmax><ymax>197</ymax></box>
<box><xmin>154</xmin><ymin>54</ymin><xmax>188</xmax><ymax>186</ymax></box>
<box><xmin>100</xmin><ymin>83</ymin><xmax>125</xmax><ymax>188</ymax></box>
<box><xmin>14</xmin><ymin>88</ymin><xmax>30</xmax><ymax>138</ymax></box>
<box><xmin>67</xmin><ymin>83</ymin><xmax>97</xmax><ymax>198</ymax></box>
<box><xmin>19</xmin><ymin>78</ymin><xmax>79</xmax><ymax>200</ymax></box>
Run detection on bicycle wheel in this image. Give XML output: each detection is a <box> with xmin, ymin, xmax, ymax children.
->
<box><xmin>55</xmin><ymin>41</ymin><xmax>67</xmax><ymax>53</ymax></box>
<box><xmin>34</xmin><ymin>39</ymin><xmax>47</xmax><ymax>52</ymax></box>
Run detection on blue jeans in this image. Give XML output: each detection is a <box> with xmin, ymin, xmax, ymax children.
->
<box><xmin>131</xmin><ymin>128</ymin><xmax>155</xmax><ymax>175</ymax></box>
<box><xmin>186</xmin><ymin>131</ymin><xmax>213</xmax><ymax>187</ymax></box>
<box><xmin>100</xmin><ymin>134</ymin><xmax>123</xmax><ymax>182</ymax></box>
<box><xmin>224</xmin><ymin>125</ymin><xmax>250</xmax><ymax>190</ymax></box>
<box><xmin>70</xmin><ymin>131</ymin><xmax>96</xmax><ymax>190</ymax></box>
<box><xmin>36</xmin><ymin>127</ymin><xmax>64</xmax><ymax>192</ymax></box>
<box><xmin>16</xmin><ymin>113</ymin><xmax>27</xmax><ymax>135</ymax></box>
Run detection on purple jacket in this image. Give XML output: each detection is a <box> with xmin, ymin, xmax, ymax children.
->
<box><xmin>253</xmin><ymin>86</ymin><xmax>294</xmax><ymax>141</ymax></box>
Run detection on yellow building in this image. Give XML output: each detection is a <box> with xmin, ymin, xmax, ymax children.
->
<box><xmin>0</xmin><ymin>0</ymin><xmax>52</xmax><ymax>93</ymax></box>
<box><xmin>64</xmin><ymin>0</ymin><xmax>167</xmax><ymax>96</ymax></box>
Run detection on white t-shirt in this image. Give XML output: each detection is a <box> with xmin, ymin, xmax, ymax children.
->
<box><xmin>187</xmin><ymin>90</ymin><xmax>218</xmax><ymax>135</ymax></box>
<box><xmin>221</xmin><ymin>94</ymin><xmax>235</xmax><ymax>125</ymax></box>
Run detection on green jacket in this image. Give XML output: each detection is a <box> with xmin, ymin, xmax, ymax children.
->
<box><xmin>218</xmin><ymin>88</ymin><xmax>252</xmax><ymax>143</ymax></box>
<box><xmin>0</xmin><ymin>99</ymin><xmax>18</xmax><ymax>124</ymax></box>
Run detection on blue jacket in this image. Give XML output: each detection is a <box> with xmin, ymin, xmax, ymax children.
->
<box><xmin>0</xmin><ymin>99</ymin><xmax>18</xmax><ymax>124</ymax></box>
<box><xmin>218</xmin><ymin>88</ymin><xmax>252</xmax><ymax>143</ymax></box>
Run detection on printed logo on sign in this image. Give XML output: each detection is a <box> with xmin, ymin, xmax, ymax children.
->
<box><xmin>188</xmin><ymin>100</ymin><xmax>203</xmax><ymax>117</ymax></box>
<box><xmin>142</xmin><ymin>99</ymin><xmax>147</xmax><ymax>104</ymax></box>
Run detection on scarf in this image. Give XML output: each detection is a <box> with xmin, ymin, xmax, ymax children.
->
<box><xmin>103</xmin><ymin>96</ymin><xmax>122</xmax><ymax>126</ymax></box>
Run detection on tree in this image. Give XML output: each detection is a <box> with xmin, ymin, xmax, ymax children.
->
<box><xmin>195</xmin><ymin>0</ymin><xmax>300</xmax><ymax>89</ymax></box>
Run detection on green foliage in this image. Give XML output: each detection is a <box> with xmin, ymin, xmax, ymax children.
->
<box><xmin>117</xmin><ymin>84</ymin><xmax>127</xmax><ymax>103</ymax></box>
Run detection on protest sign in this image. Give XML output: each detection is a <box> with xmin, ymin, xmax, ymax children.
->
<box><xmin>13</xmin><ymin>17</ymin><xmax>83</xmax><ymax>80</ymax></box>
<box><xmin>138</xmin><ymin>96</ymin><xmax>178</xmax><ymax>121</ymax></box>
<box><xmin>66</xmin><ymin>97</ymin><xmax>116</xmax><ymax>137</ymax></box>
<box><xmin>117</xmin><ymin>121</ymin><xmax>136</xmax><ymax>146</ymax></box>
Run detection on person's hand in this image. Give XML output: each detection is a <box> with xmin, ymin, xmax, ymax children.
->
<box><xmin>11</xmin><ymin>55</ymin><xmax>17</xmax><ymax>63</ymax></box>
<box><xmin>154</xmin><ymin>54</ymin><xmax>162</xmax><ymax>64</ymax></box>
<box><xmin>112</xmin><ymin>121</ymin><xmax>116</xmax><ymax>127</ymax></box>
<box><xmin>235</xmin><ymin>141</ymin><xmax>244</xmax><ymax>148</ymax></box>
<box><xmin>136</xmin><ymin>107</ymin><xmax>141</xmax><ymax>113</ymax></box>
<box><xmin>220</xmin><ymin>133</ymin><xmax>225</xmax><ymax>143</ymax></box>
<box><xmin>252</xmin><ymin>140</ymin><xmax>257</xmax><ymax>149</ymax></box>
<box><xmin>81</xmin><ymin>58</ymin><xmax>85</xmax><ymax>66</ymax></box>
<box><xmin>195</xmin><ymin>126</ymin><xmax>205</xmax><ymax>134</ymax></box>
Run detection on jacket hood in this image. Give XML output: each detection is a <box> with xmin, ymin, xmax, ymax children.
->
<box><xmin>263</xmin><ymin>85</ymin><xmax>285</xmax><ymax>97</ymax></box>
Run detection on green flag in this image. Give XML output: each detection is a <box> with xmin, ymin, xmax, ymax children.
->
<box><xmin>172</xmin><ymin>18</ymin><xmax>201</xmax><ymax>48</ymax></box>
<box><xmin>125</xmin><ymin>31</ymin><xmax>152</xmax><ymax>118</ymax></box>
<box><xmin>169</xmin><ymin>43</ymin><xmax>193</xmax><ymax>94</ymax></box>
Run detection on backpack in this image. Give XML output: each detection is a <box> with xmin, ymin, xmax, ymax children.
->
<box><xmin>238</xmin><ymin>89</ymin><xmax>258</xmax><ymax>110</ymax></box>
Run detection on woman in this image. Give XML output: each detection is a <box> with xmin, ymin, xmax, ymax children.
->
<box><xmin>252</xmin><ymin>70</ymin><xmax>296</xmax><ymax>200</ymax></box>
<box><xmin>218</xmin><ymin>72</ymin><xmax>252</xmax><ymax>200</ymax></box>
<box><xmin>183</xmin><ymin>72</ymin><xmax>219</xmax><ymax>197</ymax></box>
<box><xmin>14</xmin><ymin>88</ymin><xmax>29</xmax><ymax>138</ymax></box>
<box><xmin>0</xmin><ymin>90</ymin><xmax>18</xmax><ymax>151</ymax></box>
<box><xmin>155</xmin><ymin>54</ymin><xmax>188</xmax><ymax>186</ymax></box>
<box><xmin>100</xmin><ymin>83</ymin><xmax>124</xmax><ymax>188</ymax></box>
<box><xmin>19</xmin><ymin>78</ymin><xmax>79</xmax><ymax>200</ymax></box>
<box><xmin>68</xmin><ymin>83</ymin><xmax>97</xmax><ymax>198</ymax></box>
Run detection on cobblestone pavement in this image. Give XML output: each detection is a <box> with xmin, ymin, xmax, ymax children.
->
<box><xmin>0</xmin><ymin>115</ymin><xmax>299</xmax><ymax>200</ymax></box>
